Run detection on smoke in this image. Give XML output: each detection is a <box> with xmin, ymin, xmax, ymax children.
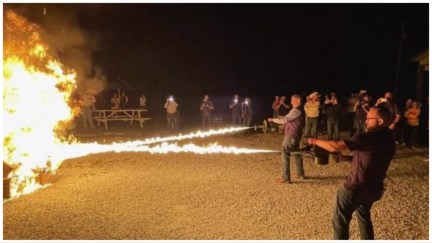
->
<box><xmin>43</xmin><ymin>6</ymin><xmax>106</xmax><ymax>95</ymax></box>
<box><xmin>7</xmin><ymin>4</ymin><xmax>106</xmax><ymax>95</ymax></box>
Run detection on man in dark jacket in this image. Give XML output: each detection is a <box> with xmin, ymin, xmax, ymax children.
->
<box><xmin>269</xmin><ymin>94</ymin><xmax>305</xmax><ymax>183</ymax></box>
<box><xmin>307</xmin><ymin>106</ymin><xmax>396</xmax><ymax>240</ymax></box>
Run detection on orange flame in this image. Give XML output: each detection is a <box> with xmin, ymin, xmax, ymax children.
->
<box><xmin>3</xmin><ymin>11</ymin><xmax>77</xmax><ymax>198</ymax></box>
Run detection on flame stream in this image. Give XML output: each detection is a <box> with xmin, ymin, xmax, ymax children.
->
<box><xmin>124</xmin><ymin>127</ymin><xmax>250</xmax><ymax>146</ymax></box>
<box><xmin>51</xmin><ymin>141</ymin><xmax>278</xmax><ymax>162</ymax></box>
<box><xmin>6</xmin><ymin>141</ymin><xmax>277</xmax><ymax>199</ymax></box>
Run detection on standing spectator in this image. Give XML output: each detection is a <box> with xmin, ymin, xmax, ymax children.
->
<box><xmin>139</xmin><ymin>94</ymin><xmax>147</xmax><ymax>108</ymax></box>
<box><xmin>110</xmin><ymin>93</ymin><xmax>120</xmax><ymax>110</ymax></box>
<box><xmin>271</xmin><ymin>95</ymin><xmax>281</xmax><ymax>118</ymax></box>
<box><xmin>229</xmin><ymin>94</ymin><xmax>242</xmax><ymax>126</ymax></box>
<box><xmin>376</xmin><ymin>91</ymin><xmax>401</xmax><ymax>143</ymax></box>
<box><xmin>353</xmin><ymin>94</ymin><xmax>371</xmax><ymax>136</ymax></box>
<box><xmin>304</xmin><ymin>92</ymin><xmax>320</xmax><ymax>138</ymax></box>
<box><xmin>164</xmin><ymin>95</ymin><xmax>178</xmax><ymax>130</ymax></box>
<box><xmin>325</xmin><ymin>94</ymin><xmax>341</xmax><ymax>140</ymax></box>
<box><xmin>404</xmin><ymin>100</ymin><xmax>421</xmax><ymax>148</ymax></box>
<box><xmin>80</xmin><ymin>91</ymin><xmax>96</xmax><ymax>129</ymax></box>
<box><xmin>241</xmin><ymin>97</ymin><xmax>254</xmax><ymax>127</ymax></box>
<box><xmin>307</xmin><ymin>106</ymin><xmax>396</xmax><ymax>240</ymax></box>
<box><xmin>319</xmin><ymin>94</ymin><xmax>330</xmax><ymax>135</ymax></box>
<box><xmin>268</xmin><ymin>94</ymin><xmax>306</xmax><ymax>183</ymax></box>
<box><xmin>200</xmin><ymin>94</ymin><xmax>214</xmax><ymax>129</ymax></box>
<box><xmin>118</xmin><ymin>89</ymin><xmax>129</xmax><ymax>109</ymax></box>
<box><xmin>278</xmin><ymin>96</ymin><xmax>290</xmax><ymax>116</ymax></box>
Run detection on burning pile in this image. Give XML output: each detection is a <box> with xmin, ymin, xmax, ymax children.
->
<box><xmin>3</xmin><ymin>11</ymin><xmax>275</xmax><ymax>200</ymax></box>
<box><xmin>3</xmin><ymin>11</ymin><xmax>78</xmax><ymax>198</ymax></box>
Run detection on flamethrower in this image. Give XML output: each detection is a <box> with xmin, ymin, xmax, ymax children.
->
<box><xmin>284</xmin><ymin>144</ymin><xmax>350</xmax><ymax>165</ymax></box>
<box><xmin>252</xmin><ymin>120</ymin><xmax>269</xmax><ymax>133</ymax></box>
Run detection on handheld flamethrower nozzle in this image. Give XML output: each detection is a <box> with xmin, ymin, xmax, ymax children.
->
<box><xmin>284</xmin><ymin>144</ymin><xmax>352</xmax><ymax>165</ymax></box>
<box><xmin>250</xmin><ymin>120</ymin><xmax>268</xmax><ymax>133</ymax></box>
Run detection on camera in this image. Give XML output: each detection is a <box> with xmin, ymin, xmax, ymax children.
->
<box><xmin>168</xmin><ymin>96</ymin><xmax>174</xmax><ymax>102</ymax></box>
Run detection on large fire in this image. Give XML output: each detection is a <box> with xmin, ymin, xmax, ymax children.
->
<box><xmin>3</xmin><ymin>11</ymin><xmax>79</xmax><ymax>198</ymax></box>
<box><xmin>3</xmin><ymin>11</ymin><xmax>275</xmax><ymax>199</ymax></box>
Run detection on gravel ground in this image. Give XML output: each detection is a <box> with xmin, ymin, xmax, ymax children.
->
<box><xmin>3</xmin><ymin>130</ymin><xmax>429</xmax><ymax>240</ymax></box>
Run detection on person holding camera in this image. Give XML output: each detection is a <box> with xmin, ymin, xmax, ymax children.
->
<box><xmin>278</xmin><ymin>96</ymin><xmax>291</xmax><ymax>116</ymax></box>
<box><xmin>200</xmin><ymin>94</ymin><xmax>214</xmax><ymax>129</ymax></box>
<box><xmin>229</xmin><ymin>94</ymin><xmax>242</xmax><ymax>126</ymax></box>
<box><xmin>304</xmin><ymin>92</ymin><xmax>320</xmax><ymax>138</ymax></box>
<box><xmin>404</xmin><ymin>100</ymin><xmax>421</xmax><ymax>148</ymax></box>
<box><xmin>80</xmin><ymin>90</ymin><xmax>96</xmax><ymax>129</ymax></box>
<box><xmin>271</xmin><ymin>95</ymin><xmax>281</xmax><ymax>118</ymax></box>
<box><xmin>139</xmin><ymin>94</ymin><xmax>147</xmax><ymax>108</ymax></box>
<box><xmin>164</xmin><ymin>95</ymin><xmax>178</xmax><ymax>130</ymax></box>
<box><xmin>241</xmin><ymin>97</ymin><xmax>253</xmax><ymax>127</ymax></box>
<box><xmin>324</xmin><ymin>94</ymin><xmax>341</xmax><ymax>140</ymax></box>
<box><xmin>307</xmin><ymin>106</ymin><xmax>396</xmax><ymax>240</ymax></box>
<box><xmin>353</xmin><ymin>94</ymin><xmax>371</xmax><ymax>136</ymax></box>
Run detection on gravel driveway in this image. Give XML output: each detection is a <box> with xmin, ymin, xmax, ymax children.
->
<box><xmin>3</xmin><ymin>132</ymin><xmax>429</xmax><ymax>240</ymax></box>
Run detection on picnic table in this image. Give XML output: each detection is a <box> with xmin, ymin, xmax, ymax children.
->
<box><xmin>93</xmin><ymin>109</ymin><xmax>151</xmax><ymax>130</ymax></box>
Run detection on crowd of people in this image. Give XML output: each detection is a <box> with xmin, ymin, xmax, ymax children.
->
<box><xmin>79</xmin><ymin>88</ymin><xmax>428</xmax><ymax>148</ymax></box>
<box><xmin>80</xmin><ymin>88</ymin><xmax>428</xmax><ymax>148</ymax></box>
<box><xmin>79</xmin><ymin>89</ymin><xmax>257</xmax><ymax>132</ymax></box>
<box><xmin>269</xmin><ymin>89</ymin><xmax>428</xmax><ymax>240</ymax></box>
<box><xmin>271</xmin><ymin>90</ymin><xmax>428</xmax><ymax>148</ymax></box>
<box><xmin>163</xmin><ymin>94</ymin><xmax>254</xmax><ymax>131</ymax></box>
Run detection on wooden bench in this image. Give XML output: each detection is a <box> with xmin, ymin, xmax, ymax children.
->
<box><xmin>93</xmin><ymin>109</ymin><xmax>151</xmax><ymax>130</ymax></box>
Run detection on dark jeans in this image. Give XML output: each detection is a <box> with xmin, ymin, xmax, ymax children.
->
<box><xmin>232</xmin><ymin>114</ymin><xmax>242</xmax><ymax>126</ymax></box>
<box><xmin>81</xmin><ymin>106</ymin><xmax>95</xmax><ymax>129</ymax></box>
<box><xmin>305</xmin><ymin>117</ymin><xmax>318</xmax><ymax>138</ymax></box>
<box><xmin>327</xmin><ymin>118</ymin><xmax>340</xmax><ymax>140</ymax></box>
<box><xmin>242</xmin><ymin>115</ymin><xmax>252</xmax><ymax>127</ymax></box>
<box><xmin>333</xmin><ymin>186</ymin><xmax>382</xmax><ymax>240</ymax></box>
<box><xmin>202</xmin><ymin>114</ymin><xmax>212</xmax><ymax>129</ymax></box>
<box><xmin>281</xmin><ymin>137</ymin><xmax>304</xmax><ymax>181</ymax></box>
<box><xmin>406</xmin><ymin>125</ymin><xmax>419</xmax><ymax>146</ymax></box>
<box><xmin>167</xmin><ymin>112</ymin><xmax>178</xmax><ymax>130</ymax></box>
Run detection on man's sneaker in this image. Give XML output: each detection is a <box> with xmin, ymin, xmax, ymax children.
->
<box><xmin>275</xmin><ymin>177</ymin><xmax>291</xmax><ymax>184</ymax></box>
<box><xmin>293</xmin><ymin>175</ymin><xmax>307</xmax><ymax>180</ymax></box>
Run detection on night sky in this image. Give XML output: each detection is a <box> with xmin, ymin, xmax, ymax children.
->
<box><xmin>5</xmin><ymin>3</ymin><xmax>429</xmax><ymax>117</ymax></box>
